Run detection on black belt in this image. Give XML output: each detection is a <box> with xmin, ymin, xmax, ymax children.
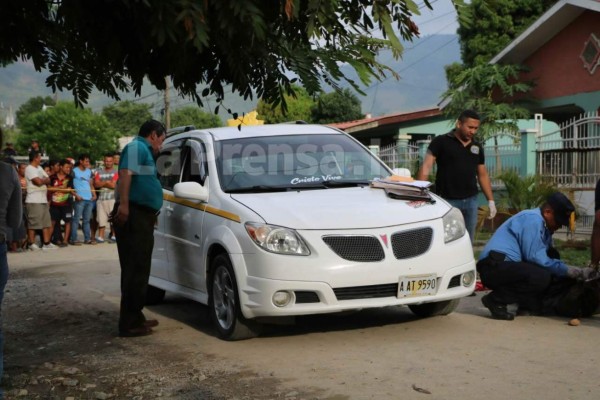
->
<box><xmin>130</xmin><ymin>202</ymin><xmax>160</xmax><ymax>216</ymax></box>
<box><xmin>487</xmin><ymin>250</ymin><xmax>508</xmax><ymax>263</ymax></box>
<box><xmin>0</xmin><ymin>234</ymin><xmax>5</xmax><ymax>244</ymax></box>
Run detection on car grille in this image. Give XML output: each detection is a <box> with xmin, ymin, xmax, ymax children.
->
<box><xmin>322</xmin><ymin>235</ymin><xmax>385</xmax><ymax>262</ymax></box>
<box><xmin>391</xmin><ymin>227</ymin><xmax>433</xmax><ymax>259</ymax></box>
<box><xmin>333</xmin><ymin>283</ymin><xmax>398</xmax><ymax>300</ymax></box>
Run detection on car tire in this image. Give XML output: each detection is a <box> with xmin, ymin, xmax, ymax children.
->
<box><xmin>209</xmin><ymin>254</ymin><xmax>262</xmax><ymax>340</ymax></box>
<box><xmin>408</xmin><ymin>298</ymin><xmax>460</xmax><ymax>317</ymax></box>
<box><xmin>145</xmin><ymin>284</ymin><xmax>166</xmax><ymax>305</ymax></box>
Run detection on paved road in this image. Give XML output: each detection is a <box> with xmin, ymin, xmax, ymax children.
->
<box><xmin>5</xmin><ymin>243</ymin><xmax>600</xmax><ymax>399</ymax></box>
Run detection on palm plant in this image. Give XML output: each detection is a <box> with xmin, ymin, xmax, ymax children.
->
<box><xmin>474</xmin><ymin>171</ymin><xmax>558</xmax><ymax>242</ymax></box>
<box><xmin>496</xmin><ymin>170</ymin><xmax>557</xmax><ymax>212</ymax></box>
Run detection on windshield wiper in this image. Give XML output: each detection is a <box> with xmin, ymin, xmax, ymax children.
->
<box><xmin>227</xmin><ymin>185</ymin><xmax>291</xmax><ymax>193</ymax></box>
<box><xmin>321</xmin><ymin>180</ymin><xmax>370</xmax><ymax>188</ymax></box>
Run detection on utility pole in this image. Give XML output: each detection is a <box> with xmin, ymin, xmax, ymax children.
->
<box><xmin>163</xmin><ymin>77</ymin><xmax>170</xmax><ymax>130</ymax></box>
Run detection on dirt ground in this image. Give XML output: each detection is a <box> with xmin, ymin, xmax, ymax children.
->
<box><xmin>3</xmin><ymin>243</ymin><xmax>600</xmax><ymax>400</ymax></box>
<box><xmin>3</xmin><ymin>243</ymin><xmax>317</xmax><ymax>400</ymax></box>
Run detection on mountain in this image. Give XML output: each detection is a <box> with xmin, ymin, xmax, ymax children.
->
<box><xmin>0</xmin><ymin>34</ymin><xmax>459</xmax><ymax>122</ymax></box>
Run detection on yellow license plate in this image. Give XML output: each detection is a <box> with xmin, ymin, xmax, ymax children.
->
<box><xmin>398</xmin><ymin>275</ymin><xmax>438</xmax><ymax>298</ymax></box>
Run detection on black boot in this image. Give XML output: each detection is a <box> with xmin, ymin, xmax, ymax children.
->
<box><xmin>482</xmin><ymin>294</ymin><xmax>515</xmax><ymax>320</ymax></box>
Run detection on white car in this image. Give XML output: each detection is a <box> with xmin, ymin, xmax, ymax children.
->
<box><xmin>150</xmin><ymin>123</ymin><xmax>476</xmax><ymax>340</ymax></box>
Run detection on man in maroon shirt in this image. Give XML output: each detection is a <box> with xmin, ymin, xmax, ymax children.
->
<box><xmin>48</xmin><ymin>159</ymin><xmax>75</xmax><ymax>246</ymax></box>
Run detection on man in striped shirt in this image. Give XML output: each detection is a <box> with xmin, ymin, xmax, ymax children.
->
<box><xmin>94</xmin><ymin>154</ymin><xmax>118</xmax><ymax>243</ymax></box>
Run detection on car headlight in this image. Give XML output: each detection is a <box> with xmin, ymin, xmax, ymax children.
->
<box><xmin>245</xmin><ymin>222</ymin><xmax>310</xmax><ymax>256</ymax></box>
<box><xmin>442</xmin><ymin>207</ymin><xmax>466</xmax><ymax>243</ymax></box>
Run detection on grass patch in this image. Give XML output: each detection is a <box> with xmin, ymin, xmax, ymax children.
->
<box><xmin>555</xmin><ymin>239</ymin><xmax>590</xmax><ymax>266</ymax></box>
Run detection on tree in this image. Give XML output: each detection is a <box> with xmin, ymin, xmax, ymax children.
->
<box><xmin>457</xmin><ymin>0</ymin><xmax>556</xmax><ymax>67</ymax></box>
<box><xmin>0</xmin><ymin>1</ymin><xmax>471</xmax><ymax>111</ymax></box>
<box><xmin>442</xmin><ymin>0</ymin><xmax>551</xmax><ymax>142</ymax></box>
<box><xmin>256</xmin><ymin>85</ymin><xmax>315</xmax><ymax>123</ymax></box>
<box><xmin>101</xmin><ymin>101</ymin><xmax>153</xmax><ymax>137</ymax></box>
<box><xmin>170</xmin><ymin>106</ymin><xmax>223</xmax><ymax>129</ymax></box>
<box><xmin>17</xmin><ymin>102</ymin><xmax>118</xmax><ymax>161</ymax></box>
<box><xmin>442</xmin><ymin>63</ymin><xmax>533</xmax><ymax>140</ymax></box>
<box><xmin>311</xmin><ymin>89</ymin><xmax>364</xmax><ymax>124</ymax></box>
<box><xmin>16</xmin><ymin>96</ymin><xmax>56</xmax><ymax>126</ymax></box>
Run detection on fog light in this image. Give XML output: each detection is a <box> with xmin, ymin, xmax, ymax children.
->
<box><xmin>273</xmin><ymin>291</ymin><xmax>292</xmax><ymax>307</ymax></box>
<box><xmin>462</xmin><ymin>271</ymin><xmax>475</xmax><ymax>287</ymax></box>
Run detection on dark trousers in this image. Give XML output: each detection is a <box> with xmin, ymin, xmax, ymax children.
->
<box><xmin>478</xmin><ymin>255</ymin><xmax>553</xmax><ymax>311</ymax></box>
<box><xmin>115</xmin><ymin>204</ymin><xmax>156</xmax><ymax>331</ymax></box>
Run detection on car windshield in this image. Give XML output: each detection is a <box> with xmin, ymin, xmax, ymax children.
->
<box><xmin>215</xmin><ymin>134</ymin><xmax>391</xmax><ymax>193</ymax></box>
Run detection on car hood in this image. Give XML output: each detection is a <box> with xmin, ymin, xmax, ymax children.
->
<box><xmin>230</xmin><ymin>186</ymin><xmax>450</xmax><ymax>230</ymax></box>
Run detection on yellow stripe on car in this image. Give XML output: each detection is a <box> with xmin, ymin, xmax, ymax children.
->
<box><xmin>163</xmin><ymin>193</ymin><xmax>241</xmax><ymax>223</ymax></box>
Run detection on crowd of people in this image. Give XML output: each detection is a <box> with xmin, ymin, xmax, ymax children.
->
<box><xmin>1</xmin><ymin>140</ymin><xmax>120</xmax><ymax>252</ymax></box>
<box><xmin>0</xmin><ymin>120</ymin><xmax>167</xmax><ymax>394</ymax></box>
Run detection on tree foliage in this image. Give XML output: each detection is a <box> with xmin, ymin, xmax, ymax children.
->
<box><xmin>457</xmin><ymin>0</ymin><xmax>556</xmax><ymax>67</ymax></box>
<box><xmin>17</xmin><ymin>102</ymin><xmax>119</xmax><ymax>161</ymax></box>
<box><xmin>101</xmin><ymin>101</ymin><xmax>153</xmax><ymax>137</ymax></box>
<box><xmin>16</xmin><ymin>96</ymin><xmax>56</xmax><ymax>126</ymax></box>
<box><xmin>256</xmin><ymin>85</ymin><xmax>315</xmax><ymax>123</ymax></box>
<box><xmin>170</xmin><ymin>106</ymin><xmax>223</xmax><ymax>129</ymax></box>
<box><xmin>311</xmin><ymin>89</ymin><xmax>364</xmax><ymax>124</ymax></box>
<box><xmin>442</xmin><ymin>63</ymin><xmax>533</xmax><ymax>140</ymax></box>
<box><xmin>0</xmin><ymin>1</ymin><xmax>471</xmax><ymax>111</ymax></box>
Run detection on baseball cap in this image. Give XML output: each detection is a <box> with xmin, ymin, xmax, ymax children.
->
<box><xmin>546</xmin><ymin>192</ymin><xmax>575</xmax><ymax>227</ymax></box>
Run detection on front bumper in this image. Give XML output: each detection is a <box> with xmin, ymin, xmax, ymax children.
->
<box><xmin>235</xmin><ymin>258</ymin><xmax>476</xmax><ymax>319</ymax></box>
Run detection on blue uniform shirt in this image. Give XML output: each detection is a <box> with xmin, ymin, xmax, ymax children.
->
<box><xmin>119</xmin><ymin>136</ymin><xmax>163</xmax><ymax>211</ymax></box>
<box><xmin>73</xmin><ymin>167</ymin><xmax>93</xmax><ymax>200</ymax></box>
<box><xmin>479</xmin><ymin>208</ymin><xmax>568</xmax><ymax>277</ymax></box>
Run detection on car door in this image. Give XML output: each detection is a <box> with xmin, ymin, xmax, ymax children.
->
<box><xmin>164</xmin><ymin>138</ymin><xmax>209</xmax><ymax>292</ymax></box>
<box><xmin>153</xmin><ymin>140</ymin><xmax>186</xmax><ymax>281</ymax></box>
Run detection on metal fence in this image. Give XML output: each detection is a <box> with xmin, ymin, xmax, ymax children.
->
<box><xmin>483</xmin><ymin>134</ymin><xmax>521</xmax><ymax>187</ymax></box>
<box><xmin>378</xmin><ymin>142</ymin><xmax>420</xmax><ymax>174</ymax></box>
<box><xmin>537</xmin><ymin>111</ymin><xmax>600</xmax><ymax>188</ymax></box>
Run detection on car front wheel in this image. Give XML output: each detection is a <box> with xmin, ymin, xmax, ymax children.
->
<box><xmin>408</xmin><ymin>299</ymin><xmax>460</xmax><ymax>317</ymax></box>
<box><xmin>209</xmin><ymin>254</ymin><xmax>262</xmax><ymax>340</ymax></box>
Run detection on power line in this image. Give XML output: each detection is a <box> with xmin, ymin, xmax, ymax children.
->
<box><xmin>368</xmin><ymin>35</ymin><xmax>458</xmax><ymax>114</ymax></box>
<box><xmin>417</xmin><ymin>0</ymin><xmax>440</xmax><ymax>10</ymax></box>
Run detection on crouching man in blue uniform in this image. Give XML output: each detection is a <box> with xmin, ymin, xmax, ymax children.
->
<box><xmin>477</xmin><ymin>192</ymin><xmax>596</xmax><ymax>320</ymax></box>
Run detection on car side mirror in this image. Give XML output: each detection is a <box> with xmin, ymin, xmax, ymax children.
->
<box><xmin>173</xmin><ymin>181</ymin><xmax>209</xmax><ymax>203</ymax></box>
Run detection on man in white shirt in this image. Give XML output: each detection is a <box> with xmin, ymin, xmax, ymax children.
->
<box><xmin>25</xmin><ymin>151</ymin><xmax>56</xmax><ymax>250</ymax></box>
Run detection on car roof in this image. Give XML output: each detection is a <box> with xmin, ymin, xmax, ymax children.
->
<box><xmin>174</xmin><ymin>124</ymin><xmax>344</xmax><ymax>142</ymax></box>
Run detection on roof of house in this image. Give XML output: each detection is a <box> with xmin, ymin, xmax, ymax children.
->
<box><xmin>491</xmin><ymin>0</ymin><xmax>600</xmax><ymax>64</ymax></box>
<box><xmin>328</xmin><ymin>107</ymin><xmax>442</xmax><ymax>133</ymax></box>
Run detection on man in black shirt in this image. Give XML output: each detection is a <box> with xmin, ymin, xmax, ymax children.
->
<box><xmin>1</xmin><ymin>142</ymin><xmax>16</xmax><ymax>157</ymax></box>
<box><xmin>417</xmin><ymin>109</ymin><xmax>495</xmax><ymax>242</ymax></box>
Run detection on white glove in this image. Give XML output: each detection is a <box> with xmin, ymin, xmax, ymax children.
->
<box><xmin>488</xmin><ymin>200</ymin><xmax>497</xmax><ymax>219</ymax></box>
<box><xmin>566</xmin><ymin>266</ymin><xmax>596</xmax><ymax>281</ymax></box>
<box><xmin>566</xmin><ymin>266</ymin><xmax>583</xmax><ymax>280</ymax></box>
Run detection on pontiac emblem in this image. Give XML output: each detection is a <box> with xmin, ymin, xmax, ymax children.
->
<box><xmin>380</xmin><ymin>234</ymin><xmax>389</xmax><ymax>248</ymax></box>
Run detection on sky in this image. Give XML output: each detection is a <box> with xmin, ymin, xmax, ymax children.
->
<box><xmin>412</xmin><ymin>0</ymin><xmax>459</xmax><ymax>36</ymax></box>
